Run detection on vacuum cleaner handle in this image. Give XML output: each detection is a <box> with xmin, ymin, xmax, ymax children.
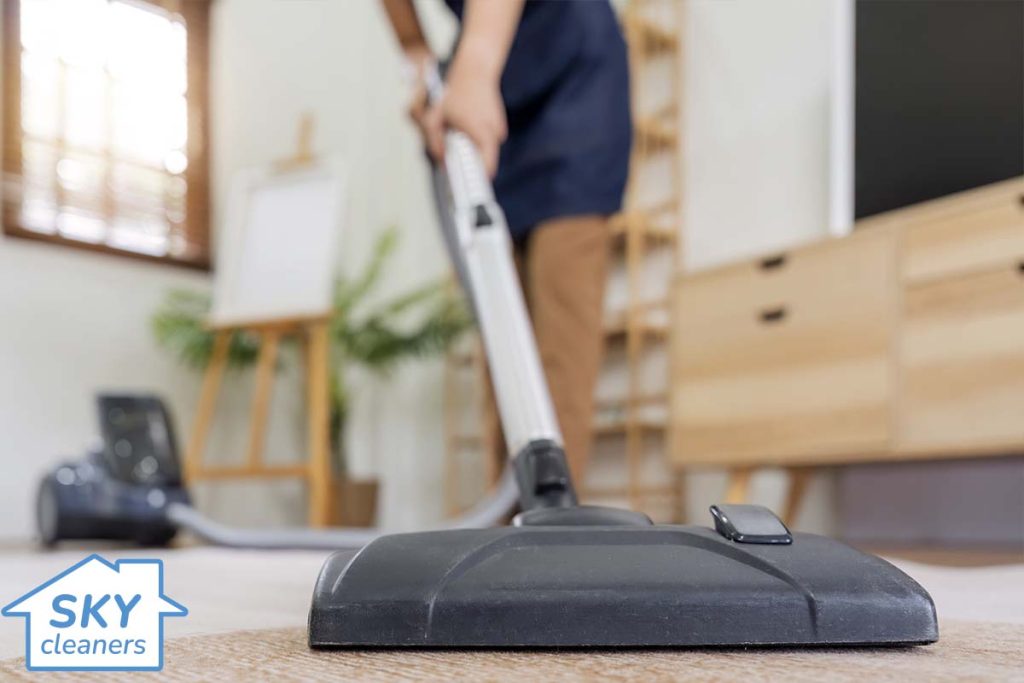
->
<box><xmin>441</xmin><ymin>132</ymin><xmax>562</xmax><ymax>452</ymax></box>
<box><xmin>428</xmin><ymin>81</ymin><xmax>577</xmax><ymax>510</ymax></box>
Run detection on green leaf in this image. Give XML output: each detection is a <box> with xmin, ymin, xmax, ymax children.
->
<box><xmin>151</xmin><ymin>290</ymin><xmax>261</xmax><ymax>370</ymax></box>
<box><xmin>334</xmin><ymin>227</ymin><xmax>399</xmax><ymax>315</ymax></box>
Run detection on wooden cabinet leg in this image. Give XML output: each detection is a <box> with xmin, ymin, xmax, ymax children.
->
<box><xmin>724</xmin><ymin>467</ymin><xmax>754</xmax><ymax>504</ymax></box>
<box><xmin>671</xmin><ymin>470</ymin><xmax>687</xmax><ymax>523</ymax></box>
<box><xmin>782</xmin><ymin>466</ymin><xmax>814</xmax><ymax>528</ymax></box>
<box><xmin>306</xmin><ymin>322</ymin><xmax>333</xmax><ymax>528</ymax></box>
<box><xmin>184</xmin><ymin>330</ymin><xmax>231</xmax><ymax>482</ymax></box>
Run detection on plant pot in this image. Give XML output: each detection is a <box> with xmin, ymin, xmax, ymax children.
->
<box><xmin>331</xmin><ymin>477</ymin><xmax>379</xmax><ymax>527</ymax></box>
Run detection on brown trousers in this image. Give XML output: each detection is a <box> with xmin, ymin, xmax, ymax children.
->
<box><xmin>487</xmin><ymin>215</ymin><xmax>609</xmax><ymax>483</ymax></box>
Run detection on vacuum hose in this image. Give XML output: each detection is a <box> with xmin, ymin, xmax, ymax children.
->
<box><xmin>165</xmin><ymin>467</ymin><xmax>518</xmax><ymax>550</ymax></box>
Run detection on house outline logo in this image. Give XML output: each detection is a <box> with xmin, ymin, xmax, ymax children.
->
<box><xmin>1</xmin><ymin>554</ymin><xmax>187</xmax><ymax>672</ymax></box>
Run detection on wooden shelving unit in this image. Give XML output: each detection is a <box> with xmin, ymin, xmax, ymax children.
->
<box><xmin>586</xmin><ymin>0</ymin><xmax>685</xmax><ymax>520</ymax></box>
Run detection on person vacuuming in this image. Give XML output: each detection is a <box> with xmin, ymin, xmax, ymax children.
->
<box><xmin>382</xmin><ymin>0</ymin><xmax>631</xmax><ymax>482</ymax></box>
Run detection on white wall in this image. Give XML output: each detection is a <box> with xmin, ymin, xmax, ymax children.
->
<box><xmin>680</xmin><ymin>0</ymin><xmax>842</xmax><ymax>533</ymax></box>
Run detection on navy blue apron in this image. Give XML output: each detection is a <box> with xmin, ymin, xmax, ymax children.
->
<box><xmin>443</xmin><ymin>0</ymin><xmax>632</xmax><ymax>241</ymax></box>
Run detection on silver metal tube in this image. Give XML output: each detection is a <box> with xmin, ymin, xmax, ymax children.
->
<box><xmin>440</xmin><ymin>132</ymin><xmax>563</xmax><ymax>457</ymax></box>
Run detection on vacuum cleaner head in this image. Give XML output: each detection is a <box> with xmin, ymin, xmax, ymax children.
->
<box><xmin>309</xmin><ymin>504</ymin><xmax>937</xmax><ymax>648</ymax></box>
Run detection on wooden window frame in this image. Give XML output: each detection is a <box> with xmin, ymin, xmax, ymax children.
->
<box><xmin>1</xmin><ymin>0</ymin><xmax>212</xmax><ymax>271</ymax></box>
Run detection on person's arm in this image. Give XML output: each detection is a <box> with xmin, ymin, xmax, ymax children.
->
<box><xmin>444</xmin><ymin>0</ymin><xmax>525</xmax><ymax>175</ymax></box>
<box><xmin>380</xmin><ymin>0</ymin><xmax>433</xmax><ymax>67</ymax></box>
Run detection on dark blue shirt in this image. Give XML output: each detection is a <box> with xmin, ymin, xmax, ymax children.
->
<box><xmin>444</xmin><ymin>0</ymin><xmax>632</xmax><ymax>240</ymax></box>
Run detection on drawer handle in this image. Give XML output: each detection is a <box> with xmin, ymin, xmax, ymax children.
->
<box><xmin>759</xmin><ymin>307</ymin><xmax>788</xmax><ymax>325</ymax></box>
<box><xmin>1018</xmin><ymin>261</ymin><xmax>1024</xmax><ymax>275</ymax></box>
<box><xmin>760</xmin><ymin>254</ymin><xmax>788</xmax><ymax>271</ymax></box>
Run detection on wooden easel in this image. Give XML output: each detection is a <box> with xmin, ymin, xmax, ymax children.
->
<box><xmin>183</xmin><ymin>114</ymin><xmax>334</xmax><ymax>527</ymax></box>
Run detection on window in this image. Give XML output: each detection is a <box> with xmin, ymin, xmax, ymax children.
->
<box><xmin>2</xmin><ymin>0</ymin><xmax>211</xmax><ymax>269</ymax></box>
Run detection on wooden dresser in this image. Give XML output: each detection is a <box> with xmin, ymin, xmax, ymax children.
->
<box><xmin>669</xmin><ymin>177</ymin><xmax>1024</xmax><ymax>518</ymax></box>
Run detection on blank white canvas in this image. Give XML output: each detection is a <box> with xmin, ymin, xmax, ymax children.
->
<box><xmin>211</xmin><ymin>159</ymin><xmax>346</xmax><ymax>326</ymax></box>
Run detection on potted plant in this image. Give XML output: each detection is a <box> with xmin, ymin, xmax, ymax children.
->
<box><xmin>152</xmin><ymin>228</ymin><xmax>472</xmax><ymax>525</ymax></box>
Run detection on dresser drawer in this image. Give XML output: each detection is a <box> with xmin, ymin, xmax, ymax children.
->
<box><xmin>675</xmin><ymin>228</ymin><xmax>895</xmax><ymax>326</ymax></box>
<box><xmin>899</xmin><ymin>264</ymin><xmax>1024</xmax><ymax>453</ymax></box>
<box><xmin>670</xmin><ymin>230</ymin><xmax>895</xmax><ymax>465</ymax></box>
<box><xmin>902</xmin><ymin>179</ymin><xmax>1024</xmax><ymax>284</ymax></box>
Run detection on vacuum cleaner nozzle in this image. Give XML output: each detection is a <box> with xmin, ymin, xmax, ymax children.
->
<box><xmin>308</xmin><ymin>506</ymin><xmax>937</xmax><ymax>648</ymax></box>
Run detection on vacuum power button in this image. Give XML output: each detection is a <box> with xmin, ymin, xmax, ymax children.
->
<box><xmin>710</xmin><ymin>504</ymin><xmax>793</xmax><ymax>545</ymax></box>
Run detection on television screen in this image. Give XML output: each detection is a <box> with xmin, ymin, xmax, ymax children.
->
<box><xmin>855</xmin><ymin>0</ymin><xmax>1023</xmax><ymax>219</ymax></box>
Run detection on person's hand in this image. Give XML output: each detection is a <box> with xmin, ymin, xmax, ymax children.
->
<box><xmin>439</xmin><ymin>55</ymin><xmax>507</xmax><ymax>177</ymax></box>
<box><xmin>393</xmin><ymin>0</ymin><xmax>519</xmax><ymax>177</ymax></box>
<box><xmin>404</xmin><ymin>45</ymin><xmax>507</xmax><ymax>177</ymax></box>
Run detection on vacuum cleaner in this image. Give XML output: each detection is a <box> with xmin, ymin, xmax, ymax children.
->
<box><xmin>36</xmin><ymin>394</ymin><xmax>189</xmax><ymax>548</ymax></box>
<box><xmin>305</xmin><ymin>130</ymin><xmax>938</xmax><ymax>648</ymax></box>
<box><xmin>36</xmin><ymin>128</ymin><xmax>938</xmax><ymax>648</ymax></box>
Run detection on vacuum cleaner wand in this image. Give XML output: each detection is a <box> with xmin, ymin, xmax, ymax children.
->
<box><xmin>435</xmin><ymin>130</ymin><xmax>577</xmax><ymax>511</ymax></box>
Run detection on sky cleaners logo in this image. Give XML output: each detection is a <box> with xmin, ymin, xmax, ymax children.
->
<box><xmin>2</xmin><ymin>554</ymin><xmax>187</xmax><ymax>672</ymax></box>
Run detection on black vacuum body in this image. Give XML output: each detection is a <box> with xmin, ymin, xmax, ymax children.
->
<box><xmin>36</xmin><ymin>394</ymin><xmax>188</xmax><ymax>546</ymax></box>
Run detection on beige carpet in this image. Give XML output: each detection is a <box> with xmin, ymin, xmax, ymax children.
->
<box><xmin>2</xmin><ymin>547</ymin><xmax>1023</xmax><ymax>680</ymax></box>
<box><xmin>0</xmin><ymin>621</ymin><xmax>1022</xmax><ymax>682</ymax></box>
